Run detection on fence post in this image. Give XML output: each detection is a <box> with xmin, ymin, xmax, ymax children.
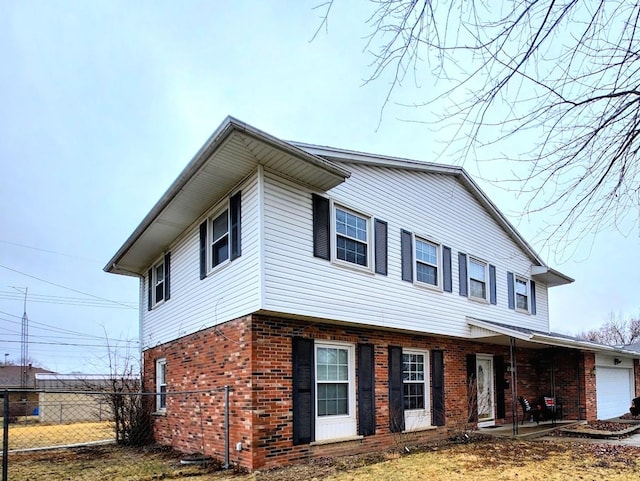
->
<box><xmin>2</xmin><ymin>390</ymin><xmax>9</xmax><ymax>481</ymax></box>
<box><xmin>224</xmin><ymin>385</ymin><xmax>229</xmax><ymax>470</ymax></box>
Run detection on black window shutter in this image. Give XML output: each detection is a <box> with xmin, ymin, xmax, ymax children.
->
<box><xmin>164</xmin><ymin>252</ymin><xmax>171</xmax><ymax>301</ymax></box>
<box><xmin>147</xmin><ymin>268</ymin><xmax>153</xmax><ymax>311</ymax></box>
<box><xmin>357</xmin><ymin>344</ymin><xmax>376</xmax><ymax>436</ymax></box>
<box><xmin>507</xmin><ymin>272</ymin><xmax>515</xmax><ymax>309</ymax></box>
<box><xmin>388</xmin><ymin>345</ymin><xmax>405</xmax><ymax>432</ymax></box>
<box><xmin>230</xmin><ymin>191</ymin><xmax>242</xmax><ymax>261</ymax></box>
<box><xmin>292</xmin><ymin>337</ymin><xmax>315</xmax><ymax>445</ymax></box>
<box><xmin>431</xmin><ymin>350</ymin><xmax>445</xmax><ymax>426</ymax></box>
<box><xmin>199</xmin><ymin>221</ymin><xmax>207</xmax><ymax>280</ymax></box>
<box><xmin>458</xmin><ymin>252</ymin><xmax>468</xmax><ymax>296</ymax></box>
<box><xmin>494</xmin><ymin>355</ymin><xmax>505</xmax><ymax>419</ymax></box>
<box><xmin>530</xmin><ymin>280</ymin><xmax>537</xmax><ymax>315</ymax></box>
<box><xmin>374</xmin><ymin>219</ymin><xmax>388</xmax><ymax>275</ymax></box>
<box><xmin>489</xmin><ymin>264</ymin><xmax>497</xmax><ymax>305</ymax></box>
<box><xmin>312</xmin><ymin>194</ymin><xmax>330</xmax><ymax>260</ymax></box>
<box><xmin>400</xmin><ymin>230</ymin><xmax>413</xmax><ymax>282</ymax></box>
<box><xmin>442</xmin><ymin>246</ymin><xmax>452</xmax><ymax>293</ymax></box>
<box><xmin>466</xmin><ymin>354</ymin><xmax>478</xmax><ymax>422</ymax></box>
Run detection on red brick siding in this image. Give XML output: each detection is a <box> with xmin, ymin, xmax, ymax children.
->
<box><xmin>143</xmin><ymin>314</ymin><xmax>595</xmax><ymax>471</ymax></box>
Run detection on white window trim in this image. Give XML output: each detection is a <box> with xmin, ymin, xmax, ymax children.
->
<box><xmin>330</xmin><ymin>201</ymin><xmax>374</xmax><ymax>273</ymax></box>
<box><xmin>468</xmin><ymin>256</ymin><xmax>489</xmax><ymax>303</ymax></box>
<box><xmin>514</xmin><ymin>275</ymin><xmax>531</xmax><ymax>314</ymax></box>
<box><xmin>403</xmin><ymin>349</ymin><xmax>431</xmax><ymax>431</ymax></box>
<box><xmin>155</xmin><ymin>358</ymin><xmax>167</xmax><ymax>412</ymax></box>
<box><xmin>208</xmin><ymin>202</ymin><xmax>231</xmax><ymax>274</ymax></box>
<box><xmin>314</xmin><ymin>341</ymin><xmax>357</xmax><ymax>441</ymax></box>
<box><xmin>413</xmin><ymin>234</ymin><xmax>442</xmax><ymax>290</ymax></box>
<box><xmin>151</xmin><ymin>257</ymin><xmax>165</xmax><ymax>307</ymax></box>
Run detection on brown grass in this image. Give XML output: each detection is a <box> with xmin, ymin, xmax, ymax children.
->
<box><xmin>7</xmin><ymin>421</ymin><xmax>115</xmax><ymax>450</ymax></box>
<box><xmin>5</xmin><ymin>439</ymin><xmax>640</xmax><ymax>481</ymax></box>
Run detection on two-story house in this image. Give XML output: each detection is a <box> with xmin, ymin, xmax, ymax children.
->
<box><xmin>105</xmin><ymin>116</ymin><xmax>639</xmax><ymax>471</ymax></box>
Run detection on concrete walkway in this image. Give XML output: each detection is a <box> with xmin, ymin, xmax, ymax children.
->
<box><xmin>479</xmin><ymin>418</ymin><xmax>640</xmax><ymax>447</ymax></box>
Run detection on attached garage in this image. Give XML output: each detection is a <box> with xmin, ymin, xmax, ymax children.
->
<box><xmin>595</xmin><ymin>355</ymin><xmax>635</xmax><ymax>420</ymax></box>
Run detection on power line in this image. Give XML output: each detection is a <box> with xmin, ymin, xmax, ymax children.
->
<box><xmin>0</xmin><ymin>291</ymin><xmax>136</xmax><ymax>309</ymax></box>
<box><xmin>0</xmin><ymin>239</ymin><xmax>100</xmax><ymax>263</ymax></box>
<box><xmin>0</xmin><ymin>264</ymin><xmax>137</xmax><ymax>310</ymax></box>
<box><xmin>0</xmin><ymin>314</ymin><xmax>136</xmax><ymax>343</ymax></box>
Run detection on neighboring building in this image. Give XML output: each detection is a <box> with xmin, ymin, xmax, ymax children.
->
<box><xmin>0</xmin><ymin>364</ymin><xmax>54</xmax><ymax>417</ymax></box>
<box><xmin>35</xmin><ymin>373</ymin><xmax>138</xmax><ymax>424</ymax></box>
<box><xmin>105</xmin><ymin>117</ymin><xmax>640</xmax><ymax>470</ymax></box>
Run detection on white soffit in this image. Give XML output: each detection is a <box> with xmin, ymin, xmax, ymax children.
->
<box><xmin>105</xmin><ymin>117</ymin><xmax>350</xmax><ymax>276</ymax></box>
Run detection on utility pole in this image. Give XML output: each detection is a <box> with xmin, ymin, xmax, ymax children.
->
<box><xmin>13</xmin><ymin>287</ymin><xmax>29</xmax><ymax>388</ymax></box>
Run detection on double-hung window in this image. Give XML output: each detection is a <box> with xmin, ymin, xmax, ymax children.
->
<box><xmin>515</xmin><ymin>276</ymin><xmax>529</xmax><ymax>312</ymax></box>
<box><xmin>314</xmin><ymin>342</ymin><xmax>356</xmax><ymax>440</ymax></box>
<box><xmin>211</xmin><ymin>208</ymin><xmax>229</xmax><ymax>269</ymax></box>
<box><xmin>199</xmin><ymin>191</ymin><xmax>241</xmax><ymax>279</ymax></box>
<box><xmin>148</xmin><ymin>253</ymin><xmax>170</xmax><ymax>310</ymax></box>
<box><xmin>154</xmin><ymin>260</ymin><xmax>165</xmax><ymax>304</ymax></box>
<box><xmin>156</xmin><ymin>358</ymin><xmax>167</xmax><ymax>412</ymax></box>
<box><xmin>468</xmin><ymin>257</ymin><xmax>488</xmax><ymax>301</ymax></box>
<box><xmin>334</xmin><ymin>205</ymin><xmax>370</xmax><ymax>268</ymax></box>
<box><xmin>402</xmin><ymin>350</ymin><xmax>430</xmax><ymax>430</ymax></box>
<box><xmin>415</xmin><ymin>237</ymin><xmax>439</xmax><ymax>287</ymax></box>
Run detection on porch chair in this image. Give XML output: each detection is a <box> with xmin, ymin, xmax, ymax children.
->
<box><xmin>518</xmin><ymin>396</ymin><xmax>539</xmax><ymax>425</ymax></box>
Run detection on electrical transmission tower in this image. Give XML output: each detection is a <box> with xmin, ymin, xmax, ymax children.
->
<box><xmin>19</xmin><ymin>287</ymin><xmax>29</xmax><ymax>388</ymax></box>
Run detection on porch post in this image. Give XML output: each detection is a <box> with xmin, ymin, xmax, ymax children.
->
<box><xmin>510</xmin><ymin>337</ymin><xmax>518</xmax><ymax>435</ymax></box>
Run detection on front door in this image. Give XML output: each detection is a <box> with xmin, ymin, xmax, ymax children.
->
<box><xmin>476</xmin><ymin>354</ymin><xmax>495</xmax><ymax>427</ymax></box>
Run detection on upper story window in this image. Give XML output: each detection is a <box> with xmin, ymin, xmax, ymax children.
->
<box><xmin>515</xmin><ymin>276</ymin><xmax>529</xmax><ymax>312</ymax></box>
<box><xmin>199</xmin><ymin>191</ymin><xmax>242</xmax><ymax>280</ymax></box>
<box><xmin>468</xmin><ymin>257</ymin><xmax>488</xmax><ymax>301</ymax></box>
<box><xmin>147</xmin><ymin>253</ymin><xmax>170</xmax><ymax>310</ymax></box>
<box><xmin>211</xmin><ymin>208</ymin><xmax>230</xmax><ymax>269</ymax></box>
<box><xmin>415</xmin><ymin>237</ymin><xmax>439</xmax><ymax>287</ymax></box>
<box><xmin>334</xmin><ymin>206</ymin><xmax>370</xmax><ymax>267</ymax></box>
<box><xmin>507</xmin><ymin>271</ymin><xmax>535</xmax><ymax>314</ymax></box>
<box><xmin>156</xmin><ymin>358</ymin><xmax>167</xmax><ymax>412</ymax></box>
<box><xmin>312</xmin><ymin>194</ymin><xmax>388</xmax><ymax>275</ymax></box>
<box><xmin>154</xmin><ymin>260</ymin><xmax>165</xmax><ymax>303</ymax></box>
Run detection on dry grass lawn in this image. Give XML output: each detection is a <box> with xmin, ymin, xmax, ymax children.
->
<box><xmin>7</xmin><ymin>421</ymin><xmax>115</xmax><ymax>450</ymax></box>
<box><xmin>5</xmin><ymin>439</ymin><xmax>640</xmax><ymax>481</ymax></box>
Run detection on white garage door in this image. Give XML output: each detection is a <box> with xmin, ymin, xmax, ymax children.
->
<box><xmin>596</xmin><ymin>367</ymin><xmax>633</xmax><ymax>420</ymax></box>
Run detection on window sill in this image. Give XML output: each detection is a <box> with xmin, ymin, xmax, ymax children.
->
<box><xmin>403</xmin><ymin>425</ymin><xmax>437</xmax><ymax>434</ymax></box>
<box><xmin>331</xmin><ymin>259</ymin><xmax>375</xmax><ymax>276</ymax></box>
<box><xmin>310</xmin><ymin>435</ymin><xmax>364</xmax><ymax>446</ymax></box>
<box><xmin>414</xmin><ymin>281</ymin><xmax>442</xmax><ymax>293</ymax></box>
<box><xmin>152</xmin><ymin>411</ymin><xmax>167</xmax><ymax>417</ymax></box>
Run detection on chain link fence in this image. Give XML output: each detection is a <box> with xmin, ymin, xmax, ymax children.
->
<box><xmin>1</xmin><ymin>388</ymin><xmax>230</xmax><ymax>481</ymax></box>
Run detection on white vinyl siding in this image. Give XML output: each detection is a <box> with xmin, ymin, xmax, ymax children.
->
<box><xmin>263</xmin><ymin>165</ymin><xmax>550</xmax><ymax>337</ymax></box>
<box><xmin>141</xmin><ymin>173</ymin><xmax>261</xmax><ymax>348</ymax></box>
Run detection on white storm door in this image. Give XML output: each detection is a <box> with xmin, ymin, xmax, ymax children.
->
<box><xmin>476</xmin><ymin>354</ymin><xmax>495</xmax><ymax>427</ymax></box>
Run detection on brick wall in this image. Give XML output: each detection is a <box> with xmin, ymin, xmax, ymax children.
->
<box><xmin>143</xmin><ymin>314</ymin><xmax>594</xmax><ymax>471</ymax></box>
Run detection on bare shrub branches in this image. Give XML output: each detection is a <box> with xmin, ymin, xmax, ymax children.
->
<box><xmin>319</xmin><ymin>1</ymin><xmax>640</xmax><ymax>253</ymax></box>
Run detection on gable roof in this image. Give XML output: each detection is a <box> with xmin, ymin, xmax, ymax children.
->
<box><xmin>105</xmin><ymin>117</ymin><xmax>572</xmax><ymax>286</ymax></box>
<box><xmin>294</xmin><ymin>142</ymin><xmax>573</xmax><ymax>287</ymax></box>
<box><xmin>105</xmin><ymin>116</ymin><xmax>350</xmax><ymax>276</ymax></box>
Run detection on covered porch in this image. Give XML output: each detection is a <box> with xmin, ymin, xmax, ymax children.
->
<box><xmin>467</xmin><ymin>318</ymin><xmax>640</xmax><ymax>435</ymax></box>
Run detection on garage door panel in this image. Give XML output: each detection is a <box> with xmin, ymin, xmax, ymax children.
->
<box><xmin>596</xmin><ymin>367</ymin><xmax>633</xmax><ymax>420</ymax></box>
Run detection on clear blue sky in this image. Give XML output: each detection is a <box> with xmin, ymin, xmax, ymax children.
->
<box><xmin>1</xmin><ymin>1</ymin><xmax>638</xmax><ymax>373</ymax></box>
